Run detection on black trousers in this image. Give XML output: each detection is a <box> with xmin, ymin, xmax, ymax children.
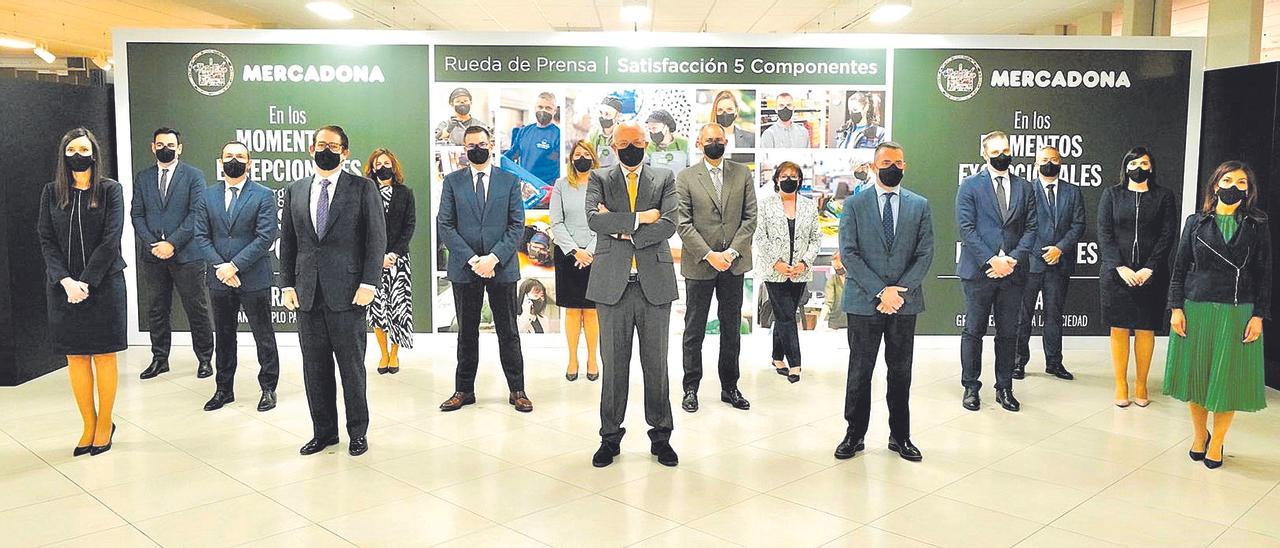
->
<box><xmin>452</xmin><ymin>279</ymin><xmax>525</xmax><ymax>393</ymax></box>
<box><xmin>844</xmin><ymin>313</ymin><xmax>916</xmax><ymax>441</ymax></box>
<box><xmin>298</xmin><ymin>282</ymin><xmax>369</xmax><ymax>440</ymax></box>
<box><xmin>766</xmin><ymin>281</ymin><xmax>807</xmax><ymax>366</ymax></box>
<box><xmin>961</xmin><ymin>275</ymin><xmax>1025</xmax><ymax>391</ymax></box>
<box><xmin>141</xmin><ymin>259</ymin><xmax>214</xmax><ymax>363</ymax></box>
<box><xmin>598</xmin><ymin>281</ymin><xmax>673</xmax><ymax>444</ymax></box>
<box><xmin>210</xmin><ymin>288</ymin><xmax>279</xmax><ymax>393</ymax></box>
<box><xmin>1016</xmin><ymin>271</ymin><xmax>1068</xmax><ymax>369</ymax></box>
<box><xmin>681</xmin><ymin>272</ymin><xmax>744</xmax><ymax>393</ymax></box>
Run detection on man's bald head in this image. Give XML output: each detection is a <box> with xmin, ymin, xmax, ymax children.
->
<box><xmin>612</xmin><ymin>121</ymin><xmax>647</xmax><ymax>150</ymax></box>
<box><xmin>697</xmin><ymin>123</ymin><xmax>726</xmax><ymax>147</ymax></box>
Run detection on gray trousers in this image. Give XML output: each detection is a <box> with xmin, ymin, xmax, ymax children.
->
<box><xmin>598</xmin><ymin>281</ymin><xmax>674</xmax><ymax>444</ymax></box>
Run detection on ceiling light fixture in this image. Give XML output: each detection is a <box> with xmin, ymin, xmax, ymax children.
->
<box><xmin>0</xmin><ymin>36</ymin><xmax>36</xmax><ymax>50</ymax></box>
<box><xmin>620</xmin><ymin>0</ymin><xmax>650</xmax><ymax>25</ymax></box>
<box><xmin>306</xmin><ymin>1</ymin><xmax>354</xmax><ymax>21</ymax></box>
<box><xmin>34</xmin><ymin>47</ymin><xmax>56</xmax><ymax>64</ymax></box>
<box><xmin>869</xmin><ymin>0</ymin><xmax>912</xmax><ymax>24</ymax></box>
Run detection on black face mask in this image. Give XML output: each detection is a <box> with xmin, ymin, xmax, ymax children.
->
<box><xmin>618</xmin><ymin>145</ymin><xmax>645</xmax><ymax>168</ymax></box>
<box><xmin>702</xmin><ymin>142</ymin><xmax>726</xmax><ymax>161</ymax></box>
<box><xmin>778</xmin><ymin>177</ymin><xmax>800</xmax><ymax>194</ymax></box>
<box><xmin>716</xmin><ymin>112</ymin><xmax>736</xmax><ymax>128</ymax></box>
<box><xmin>1127</xmin><ymin>167</ymin><xmax>1152</xmax><ymax>183</ymax></box>
<box><xmin>155</xmin><ymin>146</ymin><xmax>176</xmax><ymax>164</ymax></box>
<box><xmin>453</xmin><ymin>103</ymin><xmax>470</xmax><ymax>116</ymax></box>
<box><xmin>878</xmin><ymin>165</ymin><xmax>904</xmax><ymax>187</ymax></box>
<box><xmin>375</xmin><ymin>166</ymin><xmax>394</xmax><ymax>181</ymax></box>
<box><xmin>66</xmin><ymin>153</ymin><xmax>95</xmax><ymax>173</ymax></box>
<box><xmin>599</xmin><ymin>117</ymin><xmax>614</xmax><ymax>129</ymax></box>
<box><xmin>649</xmin><ymin>131</ymin><xmax>665</xmax><ymax>145</ymax></box>
<box><xmin>848</xmin><ymin>111</ymin><xmax>863</xmax><ymax>125</ymax></box>
<box><xmin>854</xmin><ymin>170</ymin><xmax>869</xmax><ymax>182</ymax></box>
<box><xmin>314</xmin><ymin>149</ymin><xmax>343</xmax><ymax>171</ymax></box>
<box><xmin>777</xmin><ymin>107</ymin><xmax>793</xmax><ymax>122</ymax></box>
<box><xmin>1217</xmin><ymin>186</ymin><xmax>1246</xmax><ymax>206</ymax></box>
<box><xmin>222</xmin><ymin>158</ymin><xmax>247</xmax><ymax>179</ymax></box>
<box><xmin>988</xmin><ymin>153</ymin><xmax>1012</xmax><ymax>172</ymax></box>
<box><xmin>466</xmin><ymin>147</ymin><xmax>490</xmax><ymax>165</ymax></box>
<box><xmin>535</xmin><ymin>111</ymin><xmax>553</xmax><ymax>126</ymax></box>
<box><xmin>1039</xmin><ymin>162</ymin><xmax>1061</xmax><ymax>178</ymax></box>
<box><xmin>573</xmin><ymin>157</ymin><xmax>594</xmax><ymax>173</ymax></box>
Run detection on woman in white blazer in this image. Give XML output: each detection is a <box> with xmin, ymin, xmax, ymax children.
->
<box><xmin>754</xmin><ymin>161</ymin><xmax>821</xmax><ymax>383</ymax></box>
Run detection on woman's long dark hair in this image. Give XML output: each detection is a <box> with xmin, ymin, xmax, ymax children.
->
<box><xmin>517</xmin><ymin>278</ymin><xmax>551</xmax><ymax>315</ymax></box>
<box><xmin>1119</xmin><ymin>146</ymin><xmax>1155</xmax><ymax>187</ymax></box>
<box><xmin>54</xmin><ymin>127</ymin><xmax>106</xmax><ymax>210</ymax></box>
<box><xmin>1201</xmin><ymin>160</ymin><xmax>1267</xmax><ymax>221</ymax></box>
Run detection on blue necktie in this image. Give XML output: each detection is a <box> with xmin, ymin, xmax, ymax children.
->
<box><xmin>316</xmin><ymin>179</ymin><xmax>331</xmax><ymax>237</ymax></box>
<box><xmin>227</xmin><ymin>186</ymin><xmax>240</xmax><ymax>214</ymax></box>
<box><xmin>883</xmin><ymin>192</ymin><xmax>896</xmax><ymax>248</ymax></box>
<box><xmin>475</xmin><ymin>172</ymin><xmax>487</xmax><ymax>211</ymax></box>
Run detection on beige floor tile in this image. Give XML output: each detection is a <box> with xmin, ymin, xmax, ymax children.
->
<box><xmin>410</xmin><ymin>407</ymin><xmax>533</xmax><ymax>442</ymax></box>
<box><xmin>237</xmin><ymin>525</ymin><xmax>355</xmax><ymax>547</ymax></box>
<box><xmin>909</xmin><ymin>425</ymin><xmax>1033</xmax><ymax>466</ymax></box>
<box><xmin>769</xmin><ymin>465</ymin><xmax>928</xmax><ymax>523</ymax></box>
<box><xmin>992</xmin><ymin>446</ymin><xmax>1137</xmax><ymax>491</ymax></box>
<box><xmin>90</xmin><ymin>465</ymin><xmax>252</xmax><ymax>522</ymax></box>
<box><xmin>1052</xmin><ymin>496</ymin><xmax>1227</xmax><ymax>548</ymax></box>
<box><xmin>935</xmin><ymin>469</ymin><xmax>1094</xmax><ymax>524</ymax></box>
<box><xmin>822</xmin><ymin>526</ymin><xmax>936</xmax><ymax>547</ymax></box>
<box><xmin>369</xmin><ymin>444</ymin><xmax>513</xmax><ymax>492</ymax></box>
<box><xmin>1233</xmin><ymin>490</ymin><xmax>1280</xmax><ymax>539</ymax></box>
<box><xmin>1034</xmin><ymin>425</ymin><xmax>1176</xmax><ymax>467</ymax></box>
<box><xmin>432</xmin><ymin>467</ymin><xmax>592</xmax><ymax>522</ymax></box>
<box><xmin>1140</xmin><ymin>444</ymin><xmax>1280</xmax><ymax>496</ymax></box>
<box><xmin>871</xmin><ymin>494</ymin><xmax>1040</xmax><ymax>548</ymax></box>
<box><xmin>135</xmin><ymin>493</ymin><xmax>310</xmax><ymax>548</ymax></box>
<box><xmin>433</xmin><ymin>525</ymin><xmax>549</xmax><ymax>548</ymax></box>
<box><xmin>0</xmin><ymin>493</ymin><xmax>125</xmax><ymax>546</ymax></box>
<box><xmin>507</xmin><ymin>495</ymin><xmax>678</xmax><ymax>548</ymax></box>
<box><xmin>462</xmin><ymin>424</ymin><xmax>597</xmax><ymax>465</ymax></box>
<box><xmin>600</xmin><ymin>468</ymin><xmax>758</xmax><ymax>523</ymax></box>
<box><xmin>833</xmin><ymin>449</ymin><xmax>983</xmax><ymax>492</ymax></box>
<box><xmin>210</xmin><ymin>445</ymin><xmax>368</xmax><ymax>490</ymax></box>
<box><xmin>1098</xmin><ymin>469</ymin><xmax>1265</xmax><ymax>525</ymax></box>
<box><xmin>320</xmin><ymin>493</ymin><xmax>493</xmax><ymax>547</ymax></box>
<box><xmin>346</xmin><ymin>422</ymin><xmax>452</xmax><ymax>464</ymax></box>
<box><xmin>262</xmin><ymin>467</ymin><xmax>423</xmax><ymax>521</ymax></box>
<box><xmin>1013</xmin><ymin>526</ymin><xmax>1124</xmax><ymax>547</ymax></box>
<box><xmin>1209</xmin><ymin>527</ymin><xmax>1280</xmax><ymax>547</ymax></box>
<box><xmin>53</xmin><ymin>436</ymin><xmax>208</xmax><ymax>491</ymax></box>
<box><xmin>749</xmin><ymin>424</ymin><xmax>851</xmax><ymax>465</ymax></box>
<box><xmin>526</xmin><ymin>450</ymin><xmax>662</xmax><ymax>492</ymax></box>
<box><xmin>683</xmin><ymin>445</ymin><xmax>827</xmax><ymax>492</ymax></box>
<box><xmin>687</xmin><ymin>494</ymin><xmax>859</xmax><ymax>548</ymax></box>
<box><xmin>628</xmin><ymin>526</ymin><xmax>742</xmax><ymax>547</ymax></box>
<box><xmin>42</xmin><ymin>525</ymin><xmax>160</xmax><ymax>548</ymax></box>
<box><xmin>0</xmin><ymin>465</ymin><xmax>85</xmax><ymax>512</ymax></box>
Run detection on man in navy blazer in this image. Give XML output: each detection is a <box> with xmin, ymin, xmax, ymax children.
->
<box><xmin>1015</xmin><ymin>146</ymin><xmax>1085</xmax><ymax>382</ymax></box>
<box><xmin>131</xmin><ymin>127</ymin><xmax>215</xmax><ymax>380</ymax></box>
<box><xmin>835</xmin><ymin>141</ymin><xmax>934</xmax><ymax>462</ymax></box>
<box><xmin>436</xmin><ymin>126</ymin><xmax>532</xmax><ymax>414</ymax></box>
<box><xmin>955</xmin><ymin>131</ymin><xmax>1037</xmax><ymax>412</ymax></box>
<box><xmin>192</xmin><ymin>141</ymin><xmax>281</xmax><ymax>413</ymax></box>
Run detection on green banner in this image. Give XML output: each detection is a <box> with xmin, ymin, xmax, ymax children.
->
<box><xmin>126</xmin><ymin>42</ymin><xmax>432</xmax><ymax>332</ymax></box>
<box><xmin>435</xmin><ymin>45</ymin><xmax>886</xmax><ymax>85</ymax></box>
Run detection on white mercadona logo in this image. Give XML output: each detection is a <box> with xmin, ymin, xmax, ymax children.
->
<box><xmin>937</xmin><ymin>54</ymin><xmax>982</xmax><ymax>102</ymax></box>
<box><xmin>188</xmin><ymin>49</ymin><xmax>233</xmax><ymax>96</ymax></box>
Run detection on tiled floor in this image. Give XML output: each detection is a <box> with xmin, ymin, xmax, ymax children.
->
<box><xmin>2</xmin><ymin>332</ymin><xmax>1279</xmax><ymax>547</ymax></box>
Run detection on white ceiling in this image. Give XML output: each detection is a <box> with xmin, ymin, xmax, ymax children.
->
<box><xmin>0</xmin><ymin>0</ymin><xmax>1274</xmax><ymax>61</ymax></box>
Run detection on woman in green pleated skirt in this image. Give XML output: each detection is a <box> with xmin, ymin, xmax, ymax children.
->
<box><xmin>1163</xmin><ymin>160</ymin><xmax>1271</xmax><ymax>470</ymax></box>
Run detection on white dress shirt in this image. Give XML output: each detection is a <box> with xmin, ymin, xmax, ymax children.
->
<box><xmin>224</xmin><ymin>179</ymin><xmax>246</xmax><ymax>212</ymax></box>
<box><xmin>874</xmin><ymin>184</ymin><xmax>900</xmax><ymax>233</ymax></box>
<box><xmin>467</xmin><ymin>163</ymin><xmax>498</xmax><ymax>267</ymax></box>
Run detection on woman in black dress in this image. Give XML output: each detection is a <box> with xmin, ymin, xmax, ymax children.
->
<box><xmin>365</xmin><ymin>148</ymin><xmax>416</xmax><ymax>374</ymax></box>
<box><xmin>1097</xmin><ymin>146</ymin><xmax>1179</xmax><ymax>408</ymax></box>
<box><xmin>549</xmin><ymin>140</ymin><xmax>600</xmax><ymax>381</ymax></box>
<box><xmin>37</xmin><ymin>128</ymin><xmax>127</xmax><ymax>456</ymax></box>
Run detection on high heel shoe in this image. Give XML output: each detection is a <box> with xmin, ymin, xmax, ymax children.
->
<box><xmin>1189</xmin><ymin>433</ymin><xmax>1211</xmax><ymax>462</ymax></box>
<box><xmin>566</xmin><ymin>371</ymin><xmax>579</xmax><ymax>382</ymax></box>
<box><xmin>1204</xmin><ymin>445</ymin><xmax>1224</xmax><ymax>469</ymax></box>
<box><xmin>387</xmin><ymin>355</ymin><xmax>400</xmax><ymax>374</ymax></box>
<box><xmin>72</xmin><ymin>444</ymin><xmax>91</xmax><ymax>457</ymax></box>
<box><xmin>774</xmin><ymin>361</ymin><xmax>789</xmax><ymax>376</ymax></box>
<box><xmin>377</xmin><ymin>355</ymin><xmax>390</xmax><ymax>375</ymax></box>
<box><xmin>788</xmin><ymin>367</ymin><xmax>801</xmax><ymax>384</ymax></box>
<box><xmin>586</xmin><ymin>371</ymin><xmax>599</xmax><ymax>381</ymax></box>
<box><xmin>89</xmin><ymin>423</ymin><xmax>115</xmax><ymax>456</ymax></box>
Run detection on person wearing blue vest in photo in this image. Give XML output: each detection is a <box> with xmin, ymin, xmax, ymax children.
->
<box><xmin>503</xmin><ymin>91</ymin><xmax>561</xmax><ymax>186</ymax></box>
<box><xmin>132</xmin><ymin>127</ymin><xmax>215</xmax><ymax>380</ymax></box>
<box><xmin>438</xmin><ymin>125</ymin><xmax>532</xmax><ymax>414</ymax></box>
<box><xmin>1014</xmin><ymin>145</ymin><xmax>1085</xmax><ymax>382</ymax></box>
<box><xmin>192</xmin><ymin>141</ymin><xmax>280</xmax><ymax>414</ymax></box>
<box><xmin>955</xmin><ymin>130</ymin><xmax>1037</xmax><ymax>413</ymax></box>
<box><xmin>834</xmin><ymin>141</ymin><xmax>934</xmax><ymax>462</ymax></box>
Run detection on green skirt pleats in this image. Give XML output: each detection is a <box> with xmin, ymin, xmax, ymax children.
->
<box><xmin>1162</xmin><ymin>300</ymin><xmax>1267</xmax><ymax>413</ymax></box>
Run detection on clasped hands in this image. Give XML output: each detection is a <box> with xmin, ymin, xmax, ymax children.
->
<box><xmin>1117</xmin><ymin>266</ymin><xmax>1154</xmax><ymax>287</ymax></box>
<box><xmin>986</xmin><ymin>255</ymin><xmax>1018</xmax><ymax>278</ymax></box>
<box><xmin>876</xmin><ymin>286</ymin><xmax>909</xmax><ymax>314</ymax></box>
<box><xmin>215</xmin><ymin>263</ymin><xmax>241</xmax><ymax>288</ymax></box>
<box><xmin>596</xmin><ymin>203</ymin><xmax>660</xmax><ymax>241</ymax></box>
<box><xmin>61</xmin><ymin>277</ymin><xmax>90</xmax><ymax>304</ymax></box>
<box><xmin>149</xmin><ymin>240</ymin><xmax>175</xmax><ymax>259</ymax></box>
<box><xmin>772</xmin><ymin>260</ymin><xmax>808</xmax><ymax>279</ymax></box>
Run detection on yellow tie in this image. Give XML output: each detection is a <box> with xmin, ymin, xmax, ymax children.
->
<box><xmin>627</xmin><ymin>171</ymin><xmax>638</xmax><ymax>270</ymax></box>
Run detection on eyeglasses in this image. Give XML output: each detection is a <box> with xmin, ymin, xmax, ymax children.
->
<box><xmin>153</xmin><ymin>143</ymin><xmax>178</xmax><ymax>150</ymax></box>
<box><xmin>463</xmin><ymin>143</ymin><xmax>492</xmax><ymax>151</ymax></box>
<box><xmin>314</xmin><ymin>142</ymin><xmax>345</xmax><ymax>153</ymax></box>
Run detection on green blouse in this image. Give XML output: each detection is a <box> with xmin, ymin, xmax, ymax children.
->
<box><xmin>1216</xmin><ymin>213</ymin><xmax>1238</xmax><ymax>242</ymax></box>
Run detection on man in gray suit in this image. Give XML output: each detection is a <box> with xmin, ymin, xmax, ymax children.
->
<box><xmin>676</xmin><ymin>123</ymin><xmax>756</xmax><ymax>412</ymax></box>
<box><xmin>834</xmin><ymin>141</ymin><xmax>934</xmax><ymax>463</ymax></box>
<box><xmin>585</xmin><ymin>121</ymin><xmax>680</xmax><ymax>468</ymax></box>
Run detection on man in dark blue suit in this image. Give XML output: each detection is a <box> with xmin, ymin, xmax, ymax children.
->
<box><xmin>437</xmin><ymin>126</ymin><xmax>532</xmax><ymax>413</ymax></box>
<box><xmin>132</xmin><ymin>127</ymin><xmax>215</xmax><ymax>380</ymax></box>
<box><xmin>1015</xmin><ymin>146</ymin><xmax>1085</xmax><ymax>382</ymax></box>
<box><xmin>955</xmin><ymin>131</ymin><xmax>1037</xmax><ymax>412</ymax></box>
<box><xmin>193</xmin><ymin>141</ymin><xmax>281</xmax><ymax>413</ymax></box>
<box><xmin>835</xmin><ymin>141</ymin><xmax>934</xmax><ymax>462</ymax></box>
<box><xmin>280</xmin><ymin>125</ymin><xmax>386</xmax><ymax>457</ymax></box>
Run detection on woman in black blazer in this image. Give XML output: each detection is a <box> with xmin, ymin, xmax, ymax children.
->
<box><xmin>365</xmin><ymin>148</ymin><xmax>416</xmax><ymax>374</ymax></box>
<box><xmin>37</xmin><ymin>127</ymin><xmax>126</xmax><ymax>456</ymax></box>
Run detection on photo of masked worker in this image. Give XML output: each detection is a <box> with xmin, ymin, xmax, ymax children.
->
<box><xmin>760</xmin><ymin>91</ymin><xmax>821</xmax><ymax>149</ymax></box>
<box><xmin>435</xmin><ymin>87</ymin><xmax>493</xmax><ymax>146</ymax></box>
<box><xmin>700</xmin><ymin>89</ymin><xmax>756</xmax><ymax>150</ymax></box>
<box><xmin>501</xmin><ymin>90</ymin><xmax>562</xmax><ymax>204</ymax></box>
<box><xmin>645</xmin><ymin>109</ymin><xmax>690</xmax><ymax>174</ymax></box>
<box><xmin>587</xmin><ymin>95</ymin><xmax>625</xmax><ymax>168</ymax></box>
<box><xmin>831</xmin><ymin>90</ymin><xmax>886</xmax><ymax>149</ymax></box>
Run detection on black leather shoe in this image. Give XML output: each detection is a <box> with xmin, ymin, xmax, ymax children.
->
<box><xmin>348</xmin><ymin>437</ymin><xmax>368</xmax><ymax>456</ymax></box>
<box><xmin>720</xmin><ymin>389</ymin><xmax>750</xmax><ymax>410</ymax></box>
<box><xmin>89</xmin><ymin>423</ymin><xmax>115</xmax><ymax>456</ymax></box>
<box><xmin>962</xmin><ymin>387</ymin><xmax>981</xmax><ymax>411</ymax></box>
<box><xmin>299</xmin><ymin>437</ymin><xmax>339</xmax><ymax>455</ymax></box>
<box><xmin>139</xmin><ymin>360</ymin><xmax>169</xmax><ymax>380</ymax></box>
<box><xmin>888</xmin><ymin>438</ymin><xmax>923</xmax><ymax>462</ymax></box>
<box><xmin>651</xmin><ymin>441</ymin><xmax>679</xmax><ymax>467</ymax></box>
<box><xmin>996</xmin><ymin>388</ymin><xmax>1021</xmax><ymax>412</ymax></box>
<box><xmin>592</xmin><ymin>441</ymin><xmax>621</xmax><ymax>468</ymax></box>
<box><xmin>203</xmin><ymin>390</ymin><xmax>234</xmax><ymax>411</ymax></box>
<box><xmin>72</xmin><ymin>445</ymin><xmax>91</xmax><ymax>457</ymax></box>
<box><xmin>1012</xmin><ymin>365</ymin><xmax>1026</xmax><ymax>380</ymax></box>
<box><xmin>1204</xmin><ymin>446</ymin><xmax>1224</xmax><ymax>469</ymax></box>
<box><xmin>1046</xmin><ymin>365</ymin><xmax>1075</xmax><ymax>380</ymax></box>
<box><xmin>1189</xmin><ymin>434</ymin><xmax>1210</xmax><ymax>462</ymax></box>
<box><xmin>834</xmin><ymin>435</ymin><xmax>865</xmax><ymax>459</ymax></box>
<box><xmin>257</xmin><ymin>391</ymin><xmax>277</xmax><ymax>412</ymax></box>
<box><xmin>681</xmin><ymin>391</ymin><xmax>699</xmax><ymax>413</ymax></box>
<box><xmin>196</xmin><ymin>361</ymin><xmax>213</xmax><ymax>379</ymax></box>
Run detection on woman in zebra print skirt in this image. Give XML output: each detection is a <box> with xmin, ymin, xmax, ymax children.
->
<box><xmin>365</xmin><ymin>148</ymin><xmax>416</xmax><ymax>374</ymax></box>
